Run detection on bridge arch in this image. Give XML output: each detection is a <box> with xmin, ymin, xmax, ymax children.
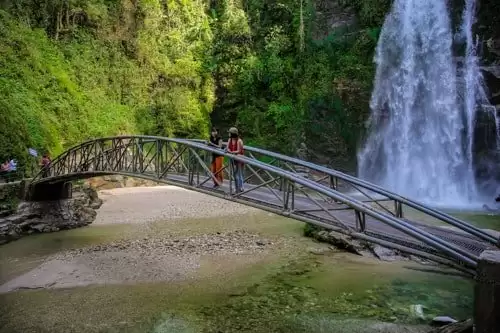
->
<box><xmin>28</xmin><ymin>136</ymin><xmax>494</xmax><ymax>276</ymax></box>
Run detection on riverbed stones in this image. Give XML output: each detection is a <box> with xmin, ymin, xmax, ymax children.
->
<box><xmin>371</xmin><ymin>245</ymin><xmax>399</xmax><ymax>261</ymax></box>
<box><xmin>288</xmin><ymin>316</ymin><xmax>429</xmax><ymax>333</ymax></box>
<box><xmin>58</xmin><ymin>230</ymin><xmax>276</xmax><ymax>258</ymax></box>
<box><xmin>308</xmin><ymin>247</ymin><xmax>330</xmax><ymax>255</ymax></box>
<box><xmin>305</xmin><ymin>223</ymin><xmax>451</xmax><ymax>265</ymax></box>
<box><xmin>0</xmin><ymin>185</ymin><xmax>102</xmax><ymax>245</ymax></box>
<box><xmin>409</xmin><ymin>304</ymin><xmax>427</xmax><ymax>320</ymax></box>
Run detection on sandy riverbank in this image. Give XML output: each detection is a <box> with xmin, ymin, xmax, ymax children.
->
<box><xmin>94</xmin><ymin>186</ymin><xmax>258</xmax><ymax>225</ymax></box>
<box><xmin>0</xmin><ymin>186</ymin><xmax>290</xmax><ymax>293</ymax></box>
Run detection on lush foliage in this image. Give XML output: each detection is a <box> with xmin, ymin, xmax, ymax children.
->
<box><xmin>210</xmin><ymin>0</ymin><xmax>383</xmax><ymax>163</ymax></box>
<box><xmin>0</xmin><ymin>0</ymin><xmax>389</xmax><ymax>172</ymax></box>
<box><xmin>0</xmin><ymin>0</ymin><xmax>214</xmax><ymax>172</ymax></box>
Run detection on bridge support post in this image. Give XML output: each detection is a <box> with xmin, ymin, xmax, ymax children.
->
<box><xmin>355</xmin><ymin>211</ymin><xmax>366</xmax><ymax>232</ymax></box>
<box><xmin>281</xmin><ymin>179</ymin><xmax>294</xmax><ymax>212</ymax></box>
<box><xmin>329</xmin><ymin>176</ymin><xmax>339</xmax><ymax>204</ymax></box>
<box><xmin>474</xmin><ymin>250</ymin><xmax>500</xmax><ymax>333</ymax></box>
<box><xmin>394</xmin><ymin>201</ymin><xmax>403</xmax><ymax>218</ymax></box>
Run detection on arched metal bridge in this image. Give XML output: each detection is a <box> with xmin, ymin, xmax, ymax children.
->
<box><xmin>29</xmin><ymin>135</ymin><xmax>499</xmax><ymax>277</ymax></box>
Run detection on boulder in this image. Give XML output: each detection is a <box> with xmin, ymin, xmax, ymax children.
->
<box><xmin>371</xmin><ymin>245</ymin><xmax>407</xmax><ymax>262</ymax></box>
<box><xmin>314</xmin><ymin>230</ymin><xmax>369</xmax><ymax>256</ymax></box>
<box><xmin>305</xmin><ymin>224</ymin><xmax>408</xmax><ymax>261</ymax></box>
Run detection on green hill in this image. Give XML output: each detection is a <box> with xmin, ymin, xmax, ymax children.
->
<box><xmin>0</xmin><ymin>0</ymin><xmax>389</xmax><ymax>173</ymax></box>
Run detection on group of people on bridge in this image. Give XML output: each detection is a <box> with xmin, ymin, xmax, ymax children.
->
<box><xmin>207</xmin><ymin>126</ymin><xmax>245</xmax><ymax>193</ymax></box>
<box><xmin>0</xmin><ymin>159</ymin><xmax>18</xmax><ymax>182</ymax></box>
<box><xmin>0</xmin><ymin>154</ymin><xmax>51</xmax><ymax>183</ymax></box>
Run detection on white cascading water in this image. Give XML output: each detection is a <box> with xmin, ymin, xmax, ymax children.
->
<box><xmin>357</xmin><ymin>0</ymin><xmax>494</xmax><ymax>207</ymax></box>
<box><xmin>460</xmin><ymin>0</ymin><xmax>480</xmax><ymax>191</ymax></box>
<box><xmin>459</xmin><ymin>0</ymin><xmax>500</xmax><ymax>199</ymax></box>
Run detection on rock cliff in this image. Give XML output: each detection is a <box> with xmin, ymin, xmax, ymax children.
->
<box><xmin>0</xmin><ymin>185</ymin><xmax>102</xmax><ymax>245</ymax></box>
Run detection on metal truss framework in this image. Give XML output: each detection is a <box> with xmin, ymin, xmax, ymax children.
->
<box><xmin>30</xmin><ymin>136</ymin><xmax>496</xmax><ymax>276</ymax></box>
<box><xmin>190</xmin><ymin>139</ymin><xmax>498</xmax><ymax>247</ymax></box>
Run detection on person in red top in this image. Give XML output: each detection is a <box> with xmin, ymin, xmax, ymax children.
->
<box><xmin>40</xmin><ymin>154</ymin><xmax>51</xmax><ymax>177</ymax></box>
<box><xmin>226</xmin><ymin>127</ymin><xmax>244</xmax><ymax>192</ymax></box>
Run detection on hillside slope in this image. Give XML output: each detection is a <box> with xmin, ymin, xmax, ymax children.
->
<box><xmin>0</xmin><ymin>0</ymin><xmax>214</xmax><ymax>167</ymax></box>
<box><xmin>0</xmin><ymin>0</ymin><xmax>390</xmax><ymax>172</ymax></box>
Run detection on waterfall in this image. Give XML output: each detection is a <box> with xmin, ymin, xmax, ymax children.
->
<box><xmin>460</xmin><ymin>0</ymin><xmax>480</xmax><ymax>194</ymax></box>
<box><xmin>459</xmin><ymin>0</ymin><xmax>500</xmax><ymax>199</ymax></box>
<box><xmin>356</xmin><ymin>0</ymin><xmax>493</xmax><ymax>207</ymax></box>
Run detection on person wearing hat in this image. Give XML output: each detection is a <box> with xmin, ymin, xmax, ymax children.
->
<box><xmin>226</xmin><ymin>127</ymin><xmax>245</xmax><ymax>192</ymax></box>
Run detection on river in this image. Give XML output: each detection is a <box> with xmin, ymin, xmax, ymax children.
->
<box><xmin>0</xmin><ymin>186</ymin><xmax>490</xmax><ymax>333</ymax></box>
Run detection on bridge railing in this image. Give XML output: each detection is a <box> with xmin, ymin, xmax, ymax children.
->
<box><xmin>30</xmin><ymin>136</ymin><xmax>485</xmax><ymax>275</ymax></box>
<box><xmin>189</xmin><ymin>139</ymin><xmax>498</xmax><ymax>247</ymax></box>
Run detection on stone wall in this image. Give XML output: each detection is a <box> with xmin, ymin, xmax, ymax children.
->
<box><xmin>86</xmin><ymin>175</ymin><xmax>161</xmax><ymax>190</ymax></box>
<box><xmin>0</xmin><ymin>185</ymin><xmax>102</xmax><ymax>245</ymax></box>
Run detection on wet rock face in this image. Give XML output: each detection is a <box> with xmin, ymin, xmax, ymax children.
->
<box><xmin>0</xmin><ymin>185</ymin><xmax>102</xmax><ymax>245</ymax></box>
<box><xmin>306</xmin><ymin>226</ymin><xmax>422</xmax><ymax>263</ymax></box>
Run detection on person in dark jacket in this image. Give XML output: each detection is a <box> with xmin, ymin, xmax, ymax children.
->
<box><xmin>207</xmin><ymin>127</ymin><xmax>224</xmax><ymax>187</ymax></box>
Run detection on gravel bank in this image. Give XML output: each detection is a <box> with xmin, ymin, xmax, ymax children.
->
<box><xmin>0</xmin><ymin>186</ymin><xmax>285</xmax><ymax>293</ymax></box>
<box><xmin>59</xmin><ymin>230</ymin><xmax>277</xmax><ymax>257</ymax></box>
<box><xmin>0</xmin><ymin>230</ymin><xmax>277</xmax><ymax>293</ymax></box>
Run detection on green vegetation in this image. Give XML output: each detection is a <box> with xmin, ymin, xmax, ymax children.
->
<box><xmin>0</xmin><ymin>182</ymin><xmax>21</xmax><ymax>212</ymax></box>
<box><xmin>199</xmin><ymin>257</ymin><xmax>472</xmax><ymax>332</ymax></box>
<box><xmin>0</xmin><ymin>0</ymin><xmax>214</xmax><ymax>171</ymax></box>
<box><xmin>1</xmin><ymin>0</ymin><xmax>498</xmax><ymax>171</ymax></box>
<box><xmin>0</xmin><ymin>0</ymin><xmax>392</xmax><ymax>173</ymax></box>
<box><xmin>210</xmin><ymin>0</ymin><xmax>387</xmax><ymax>161</ymax></box>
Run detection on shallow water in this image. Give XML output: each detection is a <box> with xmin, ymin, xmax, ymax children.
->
<box><xmin>0</xmin><ymin>212</ymin><xmax>475</xmax><ymax>333</ymax></box>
